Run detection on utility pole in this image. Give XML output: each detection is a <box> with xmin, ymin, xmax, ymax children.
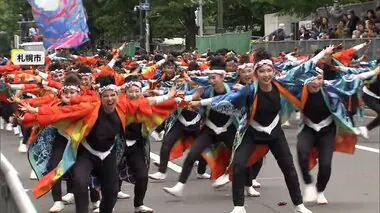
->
<box><xmin>145</xmin><ymin>0</ymin><xmax>150</xmax><ymax>54</ymax></box>
<box><xmin>139</xmin><ymin>0</ymin><xmax>143</xmax><ymax>43</ymax></box>
<box><xmin>217</xmin><ymin>0</ymin><xmax>224</xmax><ymax>33</ymax></box>
<box><xmin>199</xmin><ymin>0</ymin><xmax>203</xmax><ymax>36</ymax></box>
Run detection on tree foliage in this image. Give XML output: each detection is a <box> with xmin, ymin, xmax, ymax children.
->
<box><xmin>223</xmin><ymin>1</ymin><xmax>279</xmax><ymax>35</ymax></box>
<box><xmin>0</xmin><ymin>0</ymin><xmax>32</xmax><ymax>36</ymax></box>
<box><xmin>0</xmin><ymin>0</ymin><xmax>376</xmax><ymax>51</ymax></box>
<box><xmin>83</xmin><ymin>0</ymin><xmax>140</xmax><ymax>41</ymax></box>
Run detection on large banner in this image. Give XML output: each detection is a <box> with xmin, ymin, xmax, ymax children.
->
<box><xmin>27</xmin><ymin>0</ymin><xmax>89</xmax><ymax>50</ymax></box>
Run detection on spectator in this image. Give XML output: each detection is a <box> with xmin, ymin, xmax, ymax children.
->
<box><xmin>366</xmin><ymin>9</ymin><xmax>377</xmax><ymax>22</ymax></box>
<box><xmin>309</xmin><ymin>22</ymin><xmax>320</xmax><ymax>40</ymax></box>
<box><xmin>347</xmin><ymin>10</ymin><xmax>360</xmax><ymax>36</ymax></box>
<box><xmin>342</xmin><ymin>14</ymin><xmax>349</xmax><ymax>23</ymax></box>
<box><xmin>374</xmin><ymin>19</ymin><xmax>380</xmax><ymax>35</ymax></box>
<box><xmin>268</xmin><ymin>23</ymin><xmax>292</xmax><ymax>41</ymax></box>
<box><xmin>376</xmin><ymin>6</ymin><xmax>380</xmax><ymax>20</ymax></box>
<box><xmin>366</xmin><ymin>20</ymin><xmax>377</xmax><ymax>38</ymax></box>
<box><xmin>318</xmin><ymin>17</ymin><xmax>330</xmax><ymax>34</ymax></box>
<box><xmin>352</xmin><ymin>21</ymin><xmax>367</xmax><ymax>38</ymax></box>
<box><xmin>299</xmin><ymin>26</ymin><xmax>311</xmax><ymax>40</ymax></box>
<box><xmin>332</xmin><ymin>20</ymin><xmax>345</xmax><ymax>38</ymax></box>
<box><xmin>29</xmin><ymin>24</ymin><xmax>40</xmax><ymax>42</ymax></box>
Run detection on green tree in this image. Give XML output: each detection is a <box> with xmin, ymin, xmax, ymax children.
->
<box><xmin>0</xmin><ymin>0</ymin><xmax>32</xmax><ymax>38</ymax></box>
<box><xmin>150</xmin><ymin>0</ymin><xmax>217</xmax><ymax>49</ymax></box>
<box><xmin>83</xmin><ymin>0</ymin><xmax>139</xmax><ymax>41</ymax></box>
<box><xmin>223</xmin><ymin>1</ymin><xmax>279</xmax><ymax>35</ymax></box>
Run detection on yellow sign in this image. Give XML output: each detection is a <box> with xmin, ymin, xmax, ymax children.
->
<box><xmin>11</xmin><ymin>49</ymin><xmax>25</xmax><ymax>64</ymax></box>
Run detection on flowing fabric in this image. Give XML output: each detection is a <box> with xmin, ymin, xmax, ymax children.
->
<box><xmin>27</xmin><ymin>0</ymin><xmax>89</xmax><ymax>49</ymax></box>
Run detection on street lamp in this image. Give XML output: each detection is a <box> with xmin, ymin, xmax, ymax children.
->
<box><xmin>134</xmin><ymin>1</ymin><xmax>144</xmax><ymax>49</ymax></box>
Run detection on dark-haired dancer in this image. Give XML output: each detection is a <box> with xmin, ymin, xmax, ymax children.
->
<box><xmin>192</xmin><ymin>47</ymin><xmax>336</xmax><ymax>213</ymax></box>
<box><xmin>297</xmin><ymin>66</ymin><xmax>377</xmax><ymax>205</ymax></box>
<box><xmin>20</xmin><ymin>75</ymin><xmax>180</xmax><ymax>213</ymax></box>
<box><xmin>163</xmin><ymin>56</ymin><xmax>253</xmax><ymax>197</ymax></box>
<box><xmin>358</xmin><ymin>67</ymin><xmax>380</xmax><ymax>138</ymax></box>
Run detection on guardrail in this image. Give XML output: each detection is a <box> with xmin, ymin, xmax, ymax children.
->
<box><xmin>0</xmin><ymin>152</ymin><xmax>37</xmax><ymax>213</ymax></box>
<box><xmin>251</xmin><ymin>38</ymin><xmax>380</xmax><ymax>60</ymax></box>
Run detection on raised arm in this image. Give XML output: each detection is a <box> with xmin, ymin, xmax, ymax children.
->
<box><xmin>192</xmin><ymin>84</ymin><xmax>252</xmax><ymax>116</ymax></box>
<box><xmin>22</xmin><ymin>102</ymin><xmax>95</xmax><ymax>127</ymax></box>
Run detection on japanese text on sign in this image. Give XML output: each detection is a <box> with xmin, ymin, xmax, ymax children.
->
<box><xmin>11</xmin><ymin>50</ymin><xmax>45</xmax><ymax>65</ymax></box>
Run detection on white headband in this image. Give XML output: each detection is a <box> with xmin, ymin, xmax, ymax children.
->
<box><xmin>203</xmin><ymin>69</ymin><xmax>226</xmax><ymax>76</ymax></box>
<box><xmin>62</xmin><ymin>85</ymin><xmax>81</xmax><ymax>92</ymax></box>
<box><xmin>50</xmin><ymin>69</ymin><xmax>65</xmax><ymax>74</ymax></box>
<box><xmin>124</xmin><ymin>81</ymin><xmax>142</xmax><ymax>89</ymax></box>
<box><xmin>78</xmin><ymin>73</ymin><xmax>92</xmax><ymax>77</ymax></box>
<box><xmin>98</xmin><ymin>84</ymin><xmax>120</xmax><ymax>94</ymax></box>
<box><xmin>238</xmin><ymin>63</ymin><xmax>254</xmax><ymax>70</ymax></box>
<box><xmin>253</xmin><ymin>59</ymin><xmax>274</xmax><ymax>72</ymax></box>
<box><xmin>316</xmin><ymin>67</ymin><xmax>324</xmax><ymax>74</ymax></box>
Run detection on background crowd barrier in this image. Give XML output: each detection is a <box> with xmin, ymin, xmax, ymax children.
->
<box><xmin>251</xmin><ymin>38</ymin><xmax>380</xmax><ymax>60</ymax></box>
<box><xmin>196</xmin><ymin>31</ymin><xmax>252</xmax><ymax>54</ymax></box>
<box><xmin>0</xmin><ymin>153</ymin><xmax>37</xmax><ymax>213</ymax></box>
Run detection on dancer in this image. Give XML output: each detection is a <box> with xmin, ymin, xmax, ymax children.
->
<box><xmin>163</xmin><ymin>56</ymin><xmax>245</xmax><ymax>197</ymax></box>
<box><xmin>191</xmin><ymin>47</ymin><xmax>336</xmax><ymax>213</ymax></box>
<box><xmin>149</xmin><ymin>74</ymin><xmax>208</xmax><ymax>181</ymax></box>
<box><xmin>19</xmin><ymin>75</ymin><xmax>179</xmax><ymax>213</ymax></box>
<box><xmin>359</xmin><ymin>67</ymin><xmax>380</xmax><ymax>138</ymax></box>
<box><xmin>297</xmin><ymin>66</ymin><xmax>378</xmax><ymax>205</ymax></box>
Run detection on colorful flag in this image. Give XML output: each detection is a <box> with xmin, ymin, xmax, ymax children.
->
<box><xmin>27</xmin><ymin>0</ymin><xmax>89</xmax><ymax>50</ymax></box>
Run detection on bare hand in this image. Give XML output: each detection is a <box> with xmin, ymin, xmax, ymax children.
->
<box><xmin>13</xmin><ymin>113</ymin><xmax>24</xmax><ymax>124</ymax></box>
<box><xmin>364</xmin><ymin>40</ymin><xmax>372</xmax><ymax>46</ymax></box>
<box><xmin>7</xmin><ymin>96</ymin><xmax>22</xmax><ymax>104</ymax></box>
<box><xmin>190</xmin><ymin>101</ymin><xmax>201</xmax><ymax>108</ymax></box>
<box><xmin>374</xmin><ymin>66</ymin><xmax>380</xmax><ymax>75</ymax></box>
<box><xmin>192</xmin><ymin>87</ymin><xmax>204</xmax><ymax>100</ymax></box>
<box><xmin>18</xmin><ymin>102</ymin><xmax>37</xmax><ymax>113</ymax></box>
<box><xmin>167</xmin><ymin>86</ymin><xmax>177</xmax><ymax>99</ymax></box>
<box><xmin>233</xmin><ymin>84</ymin><xmax>244</xmax><ymax>90</ymax></box>
<box><xmin>323</xmin><ymin>45</ymin><xmax>335</xmax><ymax>55</ymax></box>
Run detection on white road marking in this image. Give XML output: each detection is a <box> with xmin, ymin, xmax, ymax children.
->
<box><xmin>150</xmin><ymin>152</ymin><xmax>182</xmax><ymax>173</ymax></box>
<box><xmin>355</xmin><ymin>145</ymin><xmax>380</xmax><ymax>153</ymax></box>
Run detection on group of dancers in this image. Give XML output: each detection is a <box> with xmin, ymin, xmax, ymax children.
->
<box><xmin>0</xmin><ymin>40</ymin><xmax>379</xmax><ymax>213</ymax></box>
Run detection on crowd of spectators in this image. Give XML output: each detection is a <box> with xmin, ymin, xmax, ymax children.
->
<box><xmin>299</xmin><ymin>7</ymin><xmax>380</xmax><ymax>40</ymax></box>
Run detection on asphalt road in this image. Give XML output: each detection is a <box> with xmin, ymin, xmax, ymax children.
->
<box><xmin>0</xmin><ymin>116</ymin><xmax>379</xmax><ymax>213</ymax></box>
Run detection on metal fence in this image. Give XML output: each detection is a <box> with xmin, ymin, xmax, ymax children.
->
<box><xmin>112</xmin><ymin>42</ymin><xmax>137</xmax><ymax>56</ymax></box>
<box><xmin>196</xmin><ymin>31</ymin><xmax>252</xmax><ymax>54</ymax></box>
<box><xmin>251</xmin><ymin>38</ymin><xmax>380</xmax><ymax>60</ymax></box>
<box><xmin>0</xmin><ymin>153</ymin><xmax>37</xmax><ymax>213</ymax></box>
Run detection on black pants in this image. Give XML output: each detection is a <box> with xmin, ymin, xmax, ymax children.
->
<box><xmin>48</xmin><ymin>137</ymin><xmax>73</xmax><ymax>202</ymax></box>
<box><xmin>0</xmin><ymin>102</ymin><xmax>17</xmax><ymax>123</ymax></box>
<box><xmin>297</xmin><ymin>124</ymin><xmax>336</xmax><ymax>192</ymax></box>
<box><xmin>21</xmin><ymin>126</ymin><xmax>32</xmax><ymax>145</ymax></box>
<box><xmin>179</xmin><ymin>125</ymin><xmax>236</xmax><ymax>184</ymax></box>
<box><xmin>72</xmin><ymin>145</ymin><xmax>119</xmax><ymax>213</ymax></box>
<box><xmin>362</xmin><ymin>93</ymin><xmax>380</xmax><ymax>131</ymax></box>
<box><xmin>155</xmin><ymin>122</ymin><xmax>165</xmax><ymax>133</ymax></box>
<box><xmin>159</xmin><ymin>121</ymin><xmax>206</xmax><ymax>174</ymax></box>
<box><xmin>232</xmin><ymin>126</ymin><xmax>302</xmax><ymax>206</ymax></box>
<box><xmin>245</xmin><ymin>158</ymin><xmax>264</xmax><ymax>187</ymax></box>
<box><xmin>118</xmin><ymin>142</ymin><xmax>148</xmax><ymax>207</ymax></box>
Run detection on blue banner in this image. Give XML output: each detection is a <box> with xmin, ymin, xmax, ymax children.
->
<box><xmin>27</xmin><ymin>0</ymin><xmax>89</xmax><ymax>50</ymax></box>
